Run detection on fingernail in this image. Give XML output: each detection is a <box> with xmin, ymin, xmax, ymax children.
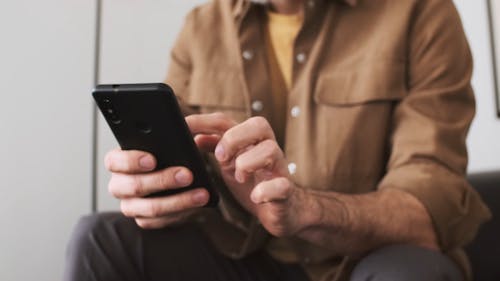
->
<box><xmin>139</xmin><ymin>156</ymin><xmax>155</xmax><ymax>170</ymax></box>
<box><xmin>192</xmin><ymin>190</ymin><xmax>208</xmax><ymax>205</ymax></box>
<box><xmin>214</xmin><ymin>144</ymin><xmax>225</xmax><ymax>161</ymax></box>
<box><xmin>250</xmin><ymin>189</ymin><xmax>261</xmax><ymax>204</ymax></box>
<box><xmin>175</xmin><ymin>169</ymin><xmax>192</xmax><ymax>186</ymax></box>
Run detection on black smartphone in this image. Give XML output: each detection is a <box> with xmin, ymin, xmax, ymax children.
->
<box><xmin>92</xmin><ymin>83</ymin><xmax>218</xmax><ymax>207</ymax></box>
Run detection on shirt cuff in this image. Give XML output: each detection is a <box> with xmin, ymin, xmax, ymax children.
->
<box><xmin>377</xmin><ymin>161</ymin><xmax>491</xmax><ymax>250</ymax></box>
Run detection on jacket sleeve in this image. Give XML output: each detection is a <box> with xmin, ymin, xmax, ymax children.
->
<box><xmin>164</xmin><ymin>11</ymin><xmax>197</xmax><ymax>116</ymax></box>
<box><xmin>377</xmin><ymin>0</ymin><xmax>491</xmax><ymax>251</ymax></box>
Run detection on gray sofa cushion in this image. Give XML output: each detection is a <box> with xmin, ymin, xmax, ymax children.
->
<box><xmin>466</xmin><ymin>171</ymin><xmax>500</xmax><ymax>281</ymax></box>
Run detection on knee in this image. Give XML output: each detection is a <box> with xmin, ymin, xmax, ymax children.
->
<box><xmin>66</xmin><ymin>212</ymin><xmax>127</xmax><ymax>256</ymax></box>
<box><xmin>350</xmin><ymin>245</ymin><xmax>463</xmax><ymax>281</ymax></box>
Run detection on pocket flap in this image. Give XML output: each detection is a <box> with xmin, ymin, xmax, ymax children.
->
<box><xmin>314</xmin><ymin>61</ymin><xmax>407</xmax><ymax>106</ymax></box>
<box><xmin>188</xmin><ymin>69</ymin><xmax>247</xmax><ymax>110</ymax></box>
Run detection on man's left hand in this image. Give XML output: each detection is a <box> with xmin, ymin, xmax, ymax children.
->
<box><xmin>187</xmin><ymin>113</ymin><xmax>313</xmax><ymax>237</ymax></box>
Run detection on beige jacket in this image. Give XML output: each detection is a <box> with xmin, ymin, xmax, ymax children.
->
<box><xmin>165</xmin><ymin>0</ymin><xmax>491</xmax><ymax>280</ymax></box>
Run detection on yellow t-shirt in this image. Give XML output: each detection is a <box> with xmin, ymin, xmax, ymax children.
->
<box><xmin>265</xmin><ymin>10</ymin><xmax>303</xmax><ymax>148</ymax></box>
<box><xmin>267</xmin><ymin>11</ymin><xmax>304</xmax><ymax>89</ymax></box>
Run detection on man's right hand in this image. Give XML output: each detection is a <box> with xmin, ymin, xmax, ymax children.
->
<box><xmin>105</xmin><ymin>149</ymin><xmax>210</xmax><ymax>229</ymax></box>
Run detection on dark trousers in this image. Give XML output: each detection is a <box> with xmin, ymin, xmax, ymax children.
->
<box><xmin>63</xmin><ymin>213</ymin><xmax>463</xmax><ymax>281</ymax></box>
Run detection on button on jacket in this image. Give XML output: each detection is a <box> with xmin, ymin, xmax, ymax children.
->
<box><xmin>165</xmin><ymin>0</ymin><xmax>491</xmax><ymax>280</ymax></box>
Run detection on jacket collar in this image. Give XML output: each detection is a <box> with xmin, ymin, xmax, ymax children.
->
<box><xmin>246</xmin><ymin>0</ymin><xmax>357</xmax><ymax>5</ymax></box>
<box><xmin>233</xmin><ymin>0</ymin><xmax>357</xmax><ymax>18</ymax></box>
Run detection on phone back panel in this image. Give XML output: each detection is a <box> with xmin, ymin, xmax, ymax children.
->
<box><xmin>93</xmin><ymin>83</ymin><xmax>218</xmax><ymax>207</ymax></box>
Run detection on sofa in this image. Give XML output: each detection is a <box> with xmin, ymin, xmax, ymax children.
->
<box><xmin>466</xmin><ymin>171</ymin><xmax>500</xmax><ymax>281</ymax></box>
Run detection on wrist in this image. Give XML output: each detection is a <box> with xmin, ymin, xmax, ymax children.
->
<box><xmin>296</xmin><ymin>189</ymin><xmax>351</xmax><ymax>235</ymax></box>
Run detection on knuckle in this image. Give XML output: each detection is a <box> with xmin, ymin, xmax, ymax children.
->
<box><xmin>120</xmin><ymin>201</ymin><xmax>133</xmax><ymax>217</ymax></box>
<box><xmin>104</xmin><ymin>150</ymin><xmax>134</xmax><ymax>172</ymax></box>
<box><xmin>262</xmin><ymin>141</ymin><xmax>278</xmax><ymax>157</ymax></box>
<box><xmin>130</xmin><ymin>175</ymin><xmax>144</xmax><ymax>196</ymax></box>
<box><xmin>263</xmin><ymin>156</ymin><xmax>274</xmax><ymax>168</ymax></box>
<box><xmin>277</xmin><ymin>178</ymin><xmax>293</xmax><ymax>198</ymax></box>
<box><xmin>252</xmin><ymin>186</ymin><xmax>263</xmax><ymax>201</ymax></box>
<box><xmin>223</xmin><ymin>129</ymin><xmax>236</xmax><ymax>145</ymax></box>
<box><xmin>157</xmin><ymin>169</ymin><xmax>174</xmax><ymax>189</ymax></box>
<box><xmin>254</xmin><ymin>116</ymin><xmax>271</xmax><ymax>130</ymax></box>
<box><xmin>219</xmin><ymin>113</ymin><xmax>237</xmax><ymax>127</ymax></box>
<box><xmin>176</xmin><ymin>194</ymin><xmax>194</xmax><ymax>212</ymax></box>
<box><xmin>234</xmin><ymin>156</ymin><xmax>246</xmax><ymax>171</ymax></box>
<box><xmin>212</xmin><ymin>112</ymin><xmax>232</xmax><ymax>130</ymax></box>
<box><xmin>268</xmin><ymin>140</ymin><xmax>281</xmax><ymax>153</ymax></box>
<box><xmin>277</xmin><ymin>178</ymin><xmax>291</xmax><ymax>192</ymax></box>
<box><xmin>174</xmin><ymin>200</ymin><xmax>189</xmax><ymax>213</ymax></box>
<box><xmin>260</xmin><ymin>213</ymin><xmax>284</xmax><ymax>237</ymax></box>
<box><xmin>104</xmin><ymin>152</ymin><xmax>113</xmax><ymax>170</ymax></box>
<box><xmin>248</xmin><ymin>116</ymin><xmax>265</xmax><ymax>128</ymax></box>
<box><xmin>104</xmin><ymin>150</ymin><xmax>121</xmax><ymax>171</ymax></box>
<box><xmin>147</xmin><ymin>201</ymin><xmax>162</xmax><ymax>217</ymax></box>
<box><xmin>107</xmin><ymin>176</ymin><xmax>118</xmax><ymax>196</ymax></box>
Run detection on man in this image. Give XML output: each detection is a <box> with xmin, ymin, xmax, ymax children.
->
<box><xmin>64</xmin><ymin>0</ymin><xmax>491</xmax><ymax>280</ymax></box>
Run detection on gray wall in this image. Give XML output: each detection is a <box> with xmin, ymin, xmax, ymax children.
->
<box><xmin>456</xmin><ymin>0</ymin><xmax>500</xmax><ymax>172</ymax></box>
<box><xmin>0</xmin><ymin>0</ymin><xmax>95</xmax><ymax>280</ymax></box>
<box><xmin>0</xmin><ymin>0</ymin><xmax>498</xmax><ymax>280</ymax></box>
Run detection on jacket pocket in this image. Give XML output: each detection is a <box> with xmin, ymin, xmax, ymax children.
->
<box><xmin>307</xmin><ymin>61</ymin><xmax>407</xmax><ymax>191</ymax></box>
<box><xmin>186</xmin><ymin>69</ymin><xmax>248</xmax><ymax>122</ymax></box>
<box><xmin>314</xmin><ymin>61</ymin><xmax>407</xmax><ymax>106</ymax></box>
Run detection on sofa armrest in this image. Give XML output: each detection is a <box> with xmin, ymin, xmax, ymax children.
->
<box><xmin>465</xmin><ymin>171</ymin><xmax>500</xmax><ymax>281</ymax></box>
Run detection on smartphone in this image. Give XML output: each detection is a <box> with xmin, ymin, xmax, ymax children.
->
<box><xmin>92</xmin><ymin>83</ymin><xmax>219</xmax><ymax>207</ymax></box>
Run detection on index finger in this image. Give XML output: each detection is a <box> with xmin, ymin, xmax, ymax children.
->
<box><xmin>215</xmin><ymin>116</ymin><xmax>275</xmax><ymax>163</ymax></box>
<box><xmin>185</xmin><ymin>112</ymin><xmax>236</xmax><ymax>135</ymax></box>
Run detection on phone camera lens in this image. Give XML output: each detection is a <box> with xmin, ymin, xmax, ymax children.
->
<box><xmin>111</xmin><ymin>115</ymin><xmax>122</xmax><ymax>125</ymax></box>
<box><xmin>102</xmin><ymin>101</ymin><xmax>121</xmax><ymax>124</ymax></box>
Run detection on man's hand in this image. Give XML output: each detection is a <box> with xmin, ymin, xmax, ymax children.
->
<box><xmin>188</xmin><ymin>114</ymin><xmax>313</xmax><ymax>237</ymax></box>
<box><xmin>105</xmin><ymin>149</ymin><xmax>210</xmax><ymax>229</ymax></box>
<box><xmin>104</xmin><ymin>112</ymin><xmax>237</xmax><ymax>229</ymax></box>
